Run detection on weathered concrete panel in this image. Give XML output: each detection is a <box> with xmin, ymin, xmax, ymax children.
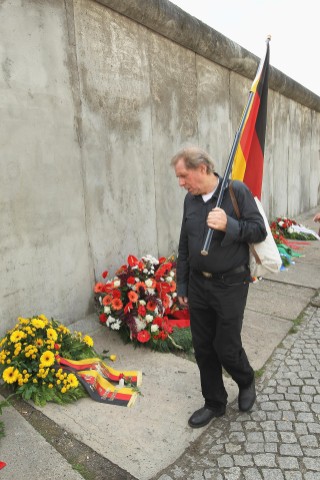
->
<box><xmin>310</xmin><ymin>111</ymin><xmax>320</xmax><ymax>207</ymax></box>
<box><xmin>73</xmin><ymin>0</ymin><xmax>157</xmax><ymax>275</ymax></box>
<box><xmin>287</xmin><ymin>101</ymin><xmax>302</xmax><ymax>217</ymax></box>
<box><xmin>0</xmin><ymin>0</ymin><xmax>93</xmax><ymax>332</ymax></box>
<box><xmin>271</xmin><ymin>92</ymin><xmax>290</xmax><ymax>216</ymax></box>
<box><xmin>148</xmin><ymin>31</ymin><xmax>198</xmax><ymax>256</ymax></box>
<box><xmin>300</xmin><ymin>106</ymin><xmax>312</xmax><ymax>213</ymax></box>
<box><xmin>196</xmin><ymin>56</ymin><xmax>231</xmax><ymax>173</ymax></box>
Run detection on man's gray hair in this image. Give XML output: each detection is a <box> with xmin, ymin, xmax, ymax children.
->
<box><xmin>170</xmin><ymin>146</ymin><xmax>215</xmax><ymax>174</ymax></box>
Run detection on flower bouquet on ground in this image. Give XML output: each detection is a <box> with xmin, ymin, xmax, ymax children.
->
<box><xmin>269</xmin><ymin>216</ymin><xmax>319</xmax><ymax>268</ymax></box>
<box><xmin>270</xmin><ymin>217</ymin><xmax>320</xmax><ymax>241</ymax></box>
<box><xmin>0</xmin><ymin>315</ymin><xmax>100</xmax><ymax>406</ymax></box>
<box><xmin>94</xmin><ymin>254</ymin><xmax>192</xmax><ymax>352</ymax></box>
<box><xmin>0</xmin><ymin>315</ymin><xmax>142</xmax><ymax>407</ymax></box>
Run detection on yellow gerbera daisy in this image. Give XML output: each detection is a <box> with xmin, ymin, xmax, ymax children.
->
<box><xmin>39</xmin><ymin>350</ymin><xmax>55</xmax><ymax>367</ymax></box>
<box><xmin>82</xmin><ymin>335</ymin><xmax>94</xmax><ymax>347</ymax></box>
<box><xmin>46</xmin><ymin>328</ymin><xmax>58</xmax><ymax>342</ymax></box>
<box><xmin>18</xmin><ymin>317</ymin><xmax>30</xmax><ymax>325</ymax></box>
<box><xmin>31</xmin><ymin>318</ymin><xmax>46</xmax><ymax>329</ymax></box>
<box><xmin>2</xmin><ymin>366</ymin><xmax>19</xmax><ymax>384</ymax></box>
<box><xmin>10</xmin><ymin>330</ymin><xmax>26</xmax><ymax>343</ymax></box>
<box><xmin>67</xmin><ymin>373</ymin><xmax>79</xmax><ymax>388</ymax></box>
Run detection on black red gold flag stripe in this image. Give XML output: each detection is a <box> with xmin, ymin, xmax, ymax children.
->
<box><xmin>231</xmin><ymin>37</ymin><xmax>270</xmax><ymax>199</ymax></box>
<box><xmin>56</xmin><ymin>355</ymin><xmax>142</xmax><ymax>407</ymax></box>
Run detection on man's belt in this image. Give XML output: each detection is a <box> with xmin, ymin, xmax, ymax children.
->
<box><xmin>201</xmin><ymin>264</ymin><xmax>248</xmax><ymax>279</ymax></box>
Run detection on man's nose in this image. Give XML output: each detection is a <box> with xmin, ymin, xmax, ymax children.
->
<box><xmin>179</xmin><ymin>178</ymin><xmax>185</xmax><ymax>187</ymax></box>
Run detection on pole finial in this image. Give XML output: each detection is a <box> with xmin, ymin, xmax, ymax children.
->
<box><xmin>266</xmin><ymin>34</ymin><xmax>271</xmax><ymax>42</ymax></box>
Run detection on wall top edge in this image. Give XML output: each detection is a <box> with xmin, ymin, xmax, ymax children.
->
<box><xmin>96</xmin><ymin>0</ymin><xmax>320</xmax><ymax>113</ymax></box>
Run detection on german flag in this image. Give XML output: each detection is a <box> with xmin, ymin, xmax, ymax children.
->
<box><xmin>231</xmin><ymin>37</ymin><xmax>270</xmax><ymax>199</ymax></box>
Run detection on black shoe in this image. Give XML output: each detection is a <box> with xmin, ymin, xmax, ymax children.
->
<box><xmin>188</xmin><ymin>406</ymin><xmax>226</xmax><ymax>428</ymax></box>
<box><xmin>238</xmin><ymin>378</ymin><xmax>256</xmax><ymax>412</ymax></box>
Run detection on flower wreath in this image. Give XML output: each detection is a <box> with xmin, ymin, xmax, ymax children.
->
<box><xmin>94</xmin><ymin>254</ymin><xmax>191</xmax><ymax>352</ymax></box>
<box><xmin>0</xmin><ymin>315</ymin><xmax>99</xmax><ymax>406</ymax></box>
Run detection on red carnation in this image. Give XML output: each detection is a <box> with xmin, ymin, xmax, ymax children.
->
<box><xmin>153</xmin><ymin>316</ymin><xmax>163</xmax><ymax>327</ymax></box>
<box><xmin>99</xmin><ymin>313</ymin><xmax>107</xmax><ymax>324</ymax></box>
<box><xmin>102</xmin><ymin>270</ymin><xmax>108</xmax><ymax>279</ymax></box>
<box><xmin>160</xmin><ymin>282</ymin><xmax>171</xmax><ymax>293</ymax></box>
<box><xmin>112</xmin><ymin>289</ymin><xmax>122</xmax><ymax>299</ymax></box>
<box><xmin>138</xmin><ymin>305</ymin><xmax>147</xmax><ymax>317</ymax></box>
<box><xmin>154</xmin><ymin>331</ymin><xmax>168</xmax><ymax>340</ymax></box>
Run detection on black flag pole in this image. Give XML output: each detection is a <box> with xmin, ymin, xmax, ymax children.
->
<box><xmin>200</xmin><ymin>36</ymin><xmax>271</xmax><ymax>256</ymax></box>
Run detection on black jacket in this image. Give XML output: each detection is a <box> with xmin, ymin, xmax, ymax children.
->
<box><xmin>177</xmin><ymin>175</ymin><xmax>267</xmax><ymax>297</ymax></box>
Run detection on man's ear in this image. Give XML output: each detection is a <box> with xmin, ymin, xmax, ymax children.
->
<box><xmin>199</xmin><ymin>163</ymin><xmax>207</xmax><ymax>174</ymax></box>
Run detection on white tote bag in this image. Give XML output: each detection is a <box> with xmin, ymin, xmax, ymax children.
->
<box><xmin>249</xmin><ymin>197</ymin><xmax>282</xmax><ymax>277</ymax></box>
<box><xmin>229</xmin><ymin>183</ymin><xmax>282</xmax><ymax>277</ymax></box>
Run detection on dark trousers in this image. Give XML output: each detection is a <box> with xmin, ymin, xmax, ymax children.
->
<box><xmin>188</xmin><ymin>269</ymin><xmax>254</xmax><ymax>408</ymax></box>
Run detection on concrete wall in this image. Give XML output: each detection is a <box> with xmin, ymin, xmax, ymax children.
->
<box><xmin>1</xmin><ymin>0</ymin><xmax>320</xmax><ymax>335</ymax></box>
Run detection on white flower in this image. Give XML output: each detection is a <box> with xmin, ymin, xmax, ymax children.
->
<box><xmin>169</xmin><ymin>270</ymin><xmax>175</xmax><ymax>278</ymax></box>
<box><xmin>111</xmin><ymin>319</ymin><xmax>122</xmax><ymax>330</ymax></box>
<box><xmin>146</xmin><ymin>288</ymin><xmax>155</xmax><ymax>295</ymax></box>
<box><xmin>99</xmin><ymin>296</ymin><xmax>102</xmax><ymax>305</ymax></box>
<box><xmin>142</xmin><ymin>255</ymin><xmax>159</xmax><ymax>265</ymax></box>
<box><xmin>104</xmin><ymin>306</ymin><xmax>111</xmax><ymax>314</ymax></box>
<box><xmin>135</xmin><ymin>277</ymin><xmax>140</xmax><ymax>282</ymax></box>
<box><xmin>106</xmin><ymin>315</ymin><xmax>116</xmax><ymax>327</ymax></box>
<box><xmin>145</xmin><ymin>278</ymin><xmax>153</xmax><ymax>288</ymax></box>
<box><xmin>113</xmin><ymin>279</ymin><xmax>121</xmax><ymax>288</ymax></box>
<box><xmin>143</xmin><ymin>268</ymin><xmax>148</xmax><ymax>274</ymax></box>
<box><xmin>151</xmin><ymin>324</ymin><xmax>159</xmax><ymax>333</ymax></box>
<box><xmin>166</xmin><ymin>276</ymin><xmax>173</xmax><ymax>283</ymax></box>
<box><xmin>139</xmin><ymin>300</ymin><xmax>146</xmax><ymax>305</ymax></box>
<box><xmin>135</xmin><ymin>317</ymin><xmax>147</xmax><ymax>332</ymax></box>
<box><xmin>145</xmin><ymin>314</ymin><xmax>153</xmax><ymax>323</ymax></box>
<box><xmin>278</xmin><ymin>221</ymin><xmax>284</xmax><ymax>227</ymax></box>
<box><xmin>172</xmin><ymin>292</ymin><xmax>177</xmax><ymax>298</ymax></box>
<box><xmin>287</xmin><ymin>226</ymin><xmax>294</xmax><ymax>234</ymax></box>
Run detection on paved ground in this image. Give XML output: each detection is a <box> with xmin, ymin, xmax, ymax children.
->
<box><xmin>154</xmin><ymin>303</ymin><xmax>320</xmax><ymax>480</ymax></box>
<box><xmin>0</xmin><ymin>207</ymin><xmax>319</xmax><ymax>480</ymax></box>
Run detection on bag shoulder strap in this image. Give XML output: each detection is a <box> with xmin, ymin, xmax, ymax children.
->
<box><xmin>228</xmin><ymin>181</ymin><xmax>261</xmax><ymax>265</ymax></box>
<box><xmin>229</xmin><ymin>180</ymin><xmax>241</xmax><ymax>219</ymax></box>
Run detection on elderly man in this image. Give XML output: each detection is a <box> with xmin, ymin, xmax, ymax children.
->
<box><xmin>171</xmin><ymin>146</ymin><xmax>267</xmax><ymax>428</ymax></box>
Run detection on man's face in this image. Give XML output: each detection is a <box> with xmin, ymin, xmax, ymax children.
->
<box><xmin>174</xmin><ymin>158</ymin><xmax>206</xmax><ymax>195</ymax></box>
